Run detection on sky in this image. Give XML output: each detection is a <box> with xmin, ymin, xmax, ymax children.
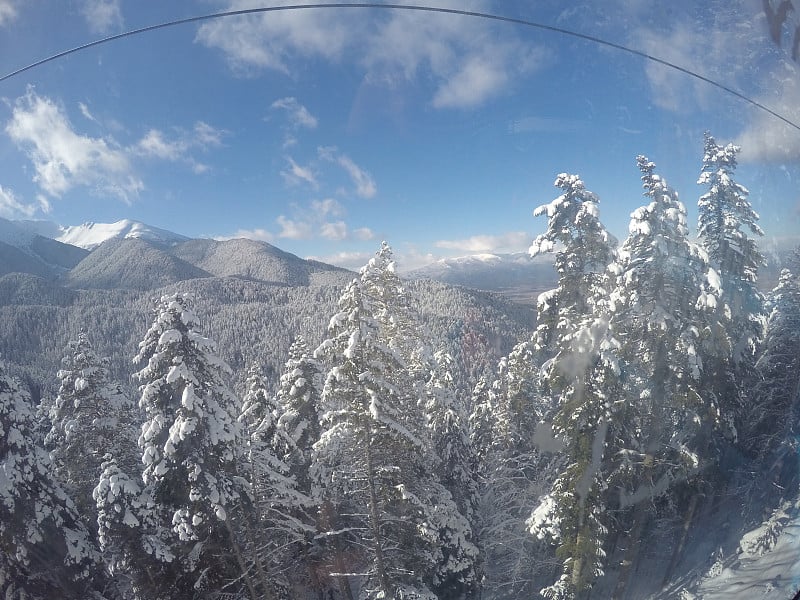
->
<box><xmin>0</xmin><ymin>0</ymin><xmax>798</xmax><ymax>271</ymax></box>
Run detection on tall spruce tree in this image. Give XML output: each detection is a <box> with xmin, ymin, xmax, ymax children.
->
<box><xmin>526</xmin><ymin>173</ymin><xmax>618</xmax><ymax>599</ymax></box>
<box><xmin>133</xmin><ymin>293</ymin><xmax>255</xmax><ymax>597</ymax></box>
<box><xmin>239</xmin><ymin>361</ymin><xmax>312</xmax><ymax>597</ymax></box>
<box><xmin>697</xmin><ymin>133</ymin><xmax>766</xmax><ymax>444</ymax></box>
<box><xmin>602</xmin><ymin>156</ymin><xmax>722</xmax><ymax>596</ymax></box>
<box><xmin>0</xmin><ymin>361</ymin><xmax>104</xmax><ymax>599</ymax></box>
<box><xmin>46</xmin><ymin>333</ymin><xmax>136</xmax><ymax>523</ymax></box>
<box><xmin>312</xmin><ymin>244</ymin><xmax>478</xmax><ymax>599</ymax></box>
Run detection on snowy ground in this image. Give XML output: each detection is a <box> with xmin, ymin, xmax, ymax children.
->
<box><xmin>688</xmin><ymin>517</ymin><xmax>800</xmax><ymax>599</ymax></box>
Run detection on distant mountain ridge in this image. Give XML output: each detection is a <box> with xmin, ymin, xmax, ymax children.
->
<box><xmin>408</xmin><ymin>251</ymin><xmax>557</xmax><ymax>305</ymax></box>
<box><xmin>16</xmin><ymin>218</ymin><xmax>190</xmax><ymax>250</ymax></box>
<box><xmin>0</xmin><ymin>217</ymin><xmax>88</xmax><ymax>279</ymax></box>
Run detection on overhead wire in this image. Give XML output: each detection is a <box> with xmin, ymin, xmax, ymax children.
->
<box><xmin>0</xmin><ymin>3</ymin><xmax>798</xmax><ymax>133</ymax></box>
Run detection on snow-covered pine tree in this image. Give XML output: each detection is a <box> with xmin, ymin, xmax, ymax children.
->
<box><xmin>46</xmin><ymin>332</ymin><xmax>137</xmax><ymax>523</ymax></box>
<box><xmin>525</xmin><ymin>173</ymin><xmax>618</xmax><ymax>598</ymax></box>
<box><xmin>276</xmin><ymin>336</ymin><xmax>323</xmax><ymax>485</ymax></box>
<box><xmin>425</xmin><ymin>350</ymin><xmax>478</xmax><ymax>523</ymax></box>
<box><xmin>133</xmin><ymin>293</ymin><xmax>255</xmax><ymax>597</ymax></box>
<box><xmin>472</xmin><ymin>359</ymin><xmax>556</xmax><ymax>600</ymax></box>
<box><xmin>604</xmin><ymin>156</ymin><xmax>722</xmax><ymax>595</ymax></box>
<box><xmin>748</xmin><ymin>269</ymin><xmax>800</xmax><ymax>457</ymax></box>
<box><xmin>0</xmin><ymin>360</ymin><xmax>104</xmax><ymax>599</ymax></box>
<box><xmin>312</xmin><ymin>243</ymin><xmax>478</xmax><ymax>600</ymax></box>
<box><xmin>94</xmin><ymin>454</ymin><xmax>172</xmax><ymax>599</ymax></box>
<box><xmin>697</xmin><ymin>133</ymin><xmax>766</xmax><ymax>443</ymax></box>
<box><xmin>698</xmin><ymin>132</ymin><xmax>765</xmax><ymax>362</ymax></box>
<box><xmin>239</xmin><ymin>361</ymin><xmax>312</xmax><ymax>597</ymax></box>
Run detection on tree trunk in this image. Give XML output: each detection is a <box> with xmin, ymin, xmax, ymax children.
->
<box><xmin>612</xmin><ymin>504</ymin><xmax>647</xmax><ymax>600</ymax></box>
<box><xmin>321</xmin><ymin>499</ymin><xmax>355</xmax><ymax>600</ymax></box>
<box><xmin>365</xmin><ymin>422</ymin><xmax>392</xmax><ymax>597</ymax></box>
<box><xmin>662</xmin><ymin>491</ymin><xmax>699</xmax><ymax>587</ymax></box>
<box><xmin>224</xmin><ymin>514</ymin><xmax>263</xmax><ymax>600</ymax></box>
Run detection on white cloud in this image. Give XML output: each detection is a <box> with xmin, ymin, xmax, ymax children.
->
<box><xmin>435</xmin><ymin>231</ymin><xmax>530</xmax><ymax>253</ymax></box>
<box><xmin>78</xmin><ymin>102</ymin><xmax>98</xmax><ymax>123</ymax></box>
<box><xmin>320</xmin><ymin>220</ymin><xmax>348</xmax><ymax>241</ymax></box>
<box><xmin>134</xmin><ymin>122</ymin><xmax>226</xmax><ymax>171</ymax></box>
<box><xmin>6</xmin><ymin>90</ymin><xmax>142</xmax><ymax>202</ymax></box>
<box><xmin>36</xmin><ymin>194</ymin><xmax>51</xmax><ymax>213</ymax></box>
<box><xmin>271</xmin><ymin>97</ymin><xmax>318</xmax><ymax>129</ymax></box>
<box><xmin>195</xmin><ymin>0</ymin><xmax>354</xmax><ymax>74</ymax></box>
<box><xmin>737</xmin><ymin>69</ymin><xmax>800</xmax><ymax>162</ymax></box>
<box><xmin>196</xmin><ymin>0</ymin><xmax>546</xmax><ymax>109</ymax></box>
<box><xmin>81</xmin><ymin>0</ymin><xmax>123</xmax><ymax>34</ymax></box>
<box><xmin>276</xmin><ymin>215</ymin><xmax>313</xmax><ymax>239</ymax></box>
<box><xmin>353</xmin><ymin>227</ymin><xmax>374</xmax><ymax>241</ymax></box>
<box><xmin>0</xmin><ymin>0</ymin><xmax>17</xmax><ymax>26</ymax></box>
<box><xmin>193</xmin><ymin>121</ymin><xmax>225</xmax><ymax>147</ymax></box>
<box><xmin>281</xmin><ymin>157</ymin><xmax>318</xmax><ymax>188</ymax></box>
<box><xmin>137</xmin><ymin>129</ymin><xmax>186</xmax><ymax>161</ymax></box>
<box><xmin>393</xmin><ymin>247</ymin><xmax>439</xmax><ymax>272</ymax></box>
<box><xmin>311</xmin><ymin>198</ymin><xmax>343</xmax><ymax>218</ymax></box>
<box><xmin>630</xmin><ymin>12</ymin><xmax>767</xmax><ymax>113</ymax></box>
<box><xmin>306</xmin><ymin>250</ymin><xmax>372</xmax><ymax>270</ymax></box>
<box><xmin>318</xmin><ymin>146</ymin><xmax>377</xmax><ymax>198</ymax></box>
<box><xmin>216</xmin><ymin>228</ymin><xmax>275</xmax><ymax>242</ymax></box>
<box><xmin>0</xmin><ymin>184</ymin><xmax>37</xmax><ymax>218</ymax></box>
<box><xmin>432</xmin><ymin>54</ymin><xmax>507</xmax><ymax>109</ymax></box>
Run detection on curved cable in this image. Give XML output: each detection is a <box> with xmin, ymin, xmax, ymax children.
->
<box><xmin>1</xmin><ymin>3</ymin><xmax>798</xmax><ymax>132</ymax></box>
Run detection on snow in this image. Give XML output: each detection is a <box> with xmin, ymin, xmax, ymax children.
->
<box><xmin>692</xmin><ymin>516</ymin><xmax>800</xmax><ymax>598</ymax></box>
<box><xmin>55</xmin><ymin>219</ymin><xmax>189</xmax><ymax>250</ymax></box>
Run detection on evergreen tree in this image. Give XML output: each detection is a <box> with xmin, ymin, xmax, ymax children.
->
<box><xmin>94</xmin><ymin>455</ymin><xmax>171</xmax><ymax>599</ymax></box>
<box><xmin>239</xmin><ymin>361</ymin><xmax>312</xmax><ymax>597</ymax></box>
<box><xmin>46</xmin><ymin>332</ymin><xmax>136</xmax><ymax>522</ymax></box>
<box><xmin>312</xmin><ymin>244</ymin><xmax>478</xmax><ymax>599</ymax></box>
<box><xmin>697</xmin><ymin>133</ymin><xmax>766</xmax><ymax>444</ymax></box>
<box><xmin>133</xmin><ymin>293</ymin><xmax>254</xmax><ymax>597</ymax></box>
<box><xmin>425</xmin><ymin>350</ymin><xmax>478</xmax><ymax>523</ymax></box>
<box><xmin>526</xmin><ymin>173</ymin><xmax>618</xmax><ymax>598</ymax></box>
<box><xmin>748</xmin><ymin>269</ymin><xmax>800</xmax><ymax>456</ymax></box>
<box><xmin>697</xmin><ymin>132</ymin><xmax>766</xmax><ymax>363</ymax></box>
<box><xmin>276</xmin><ymin>336</ymin><xmax>323</xmax><ymax>484</ymax></box>
<box><xmin>601</xmin><ymin>156</ymin><xmax>722</xmax><ymax>596</ymax></box>
<box><xmin>0</xmin><ymin>361</ymin><xmax>104</xmax><ymax>599</ymax></box>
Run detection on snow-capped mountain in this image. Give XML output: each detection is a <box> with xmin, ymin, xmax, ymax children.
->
<box><xmin>56</xmin><ymin>219</ymin><xmax>190</xmax><ymax>250</ymax></box>
<box><xmin>0</xmin><ymin>217</ymin><xmax>88</xmax><ymax>278</ymax></box>
<box><xmin>408</xmin><ymin>252</ymin><xmax>556</xmax><ymax>305</ymax></box>
<box><xmin>15</xmin><ymin>218</ymin><xmax>189</xmax><ymax>250</ymax></box>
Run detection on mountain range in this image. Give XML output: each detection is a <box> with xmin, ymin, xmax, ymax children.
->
<box><xmin>2</xmin><ymin>218</ymin><xmax>560</xmax><ymax>301</ymax></box>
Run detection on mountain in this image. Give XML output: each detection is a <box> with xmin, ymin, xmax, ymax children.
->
<box><xmin>65</xmin><ymin>238</ymin><xmax>211</xmax><ymax>290</ymax></box>
<box><xmin>16</xmin><ymin>218</ymin><xmax>189</xmax><ymax>250</ymax></box>
<box><xmin>171</xmin><ymin>238</ymin><xmax>351</xmax><ymax>287</ymax></box>
<box><xmin>408</xmin><ymin>252</ymin><xmax>557</xmax><ymax>305</ymax></box>
<box><xmin>0</xmin><ymin>217</ymin><xmax>88</xmax><ymax>279</ymax></box>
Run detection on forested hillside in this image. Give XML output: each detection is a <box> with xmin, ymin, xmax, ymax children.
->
<box><xmin>1</xmin><ymin>137</ymin><xmax>800</xmax><ymax>599</ymax></box>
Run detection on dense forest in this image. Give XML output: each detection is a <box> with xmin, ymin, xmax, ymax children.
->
<box><xmin>2</xmin><ymin>134</ymin><xmax>800</xmax><ymax>599</ymax></box>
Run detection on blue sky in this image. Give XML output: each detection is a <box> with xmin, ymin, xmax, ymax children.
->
<box><xmin>0</xmin><ymin>0</ymin><xmax>798</xmax><ymax>270</ymax></box>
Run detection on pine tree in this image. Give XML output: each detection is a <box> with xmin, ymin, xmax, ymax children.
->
<box><xmin>0</xmin><ymin>361</ymin><xmax>104</xmax><ymax>599</ymax></box>
<box><xmin>239</xmin><ymin>361</ymin><xmax>312</xmax><ymax>597</ymax></box>
<box><xmin>425</xmin><ymin>350</ymin><xmax>478</xmax><ymax>523</ymax></box>
<box><xmin>526</xmin><ymin>173</ymin><xmax>618</xmax><ymax>598</ymax></box>
<box><xmin>46</xmin><ymin>332</ymin><xmax>136</xmax><ymax>523</ymax></box>
<box><xmin>602</xmin><ymin>156</ymin><xmax>722</xmax><ymax>596</ymax></box>
<box><xmin>698</xmin><ymin>132</ymin><xmax>766</xmax><ymax>363</ymax></box>
<box><xmin>697</xmin><ymin>133</ymin><xmax>766</xmax><ymax>444</ymax></box>
<box><xmin>748</xmin><ymin>269</ymin><xmax>800</xmax><ymax>456</ymax></box>
<box><xmin>312</xmin><ymin>243</ymin><xmax>478</xmax><ymax>599</ymax></box>
<box><xmin>276</xmin><ymin>336</ymin><xmax>323</xmax><ymax>484</ymax></box>
<box><xmin>133</xmin><ymin>293</ymin><xmax>254</xmax><ymax>597</ymax></box>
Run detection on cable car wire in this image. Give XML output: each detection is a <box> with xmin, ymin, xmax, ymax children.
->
<box><xmin>1</xmin><ymin>3</ymin><xmax>798</xmax><ymax>133</ymax></box>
